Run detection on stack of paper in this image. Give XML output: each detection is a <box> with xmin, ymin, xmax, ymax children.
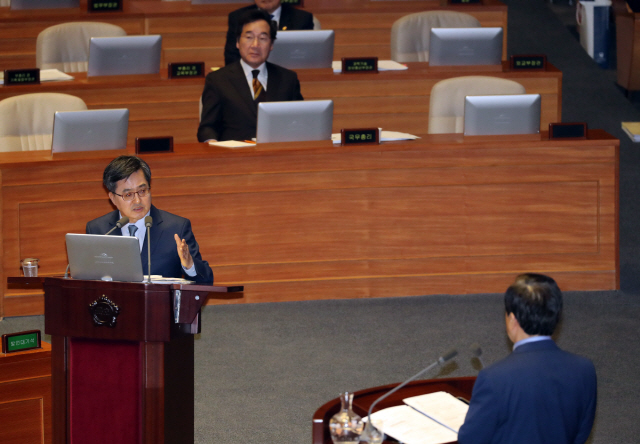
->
<box><xmin>622</xmin><ymin>122</ymin><xmax>640</xmax><ymax>142</ymax></box>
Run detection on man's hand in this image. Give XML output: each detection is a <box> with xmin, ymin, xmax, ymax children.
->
<box><xmin>174</xmin><ymin>234</ymin><xmax>194</xmax><ymax>269</ymax></box>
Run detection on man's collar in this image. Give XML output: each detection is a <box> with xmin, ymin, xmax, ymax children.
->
<box><xmin>513</xmin><ymin>335</ymin><xmax>552</xmax><ymax>351</ymax></box>
<box><xmin>240</xmin><ymin>59</ymin><xmax>266</xmax><ymax>76</ymax></box>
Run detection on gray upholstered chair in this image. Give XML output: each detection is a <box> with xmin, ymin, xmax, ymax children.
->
<box><xmin>0</xmin><ymin>93</ymin><xmax>88</xmax><ymax>151</ymax></box>
<box><xmin>36</xmin><ymin>22</ymin><xmax>126</xmax><ymax>72</ymax></box>
<box><xmin>313</xmin><ymin>16</ymin><xmax>321</xmax><ymax>30</ymax></box>
<box><xmin>428</xmin><ymin>76</ymin><xmax>526</xmax><ymax>134</ymax></box>
<box><xmin>390</xmin><ymin>11</ymin><xmax>481</xmax><ymax>62</ymax></box>
<box><xmin>0</xmin><ymin>0</ymin><xmax>9</xmax><ymax>7</ymax></box>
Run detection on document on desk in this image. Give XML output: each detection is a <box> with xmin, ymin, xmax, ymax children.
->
<box><xmin>332</xmin><ymin>60</ymin><xmax>408</xmax><ymax>73</ymax></box>
<box><xmin>366</xmin><ymin>391</ymin><xmax>468</xmax><ymax>444</ymax></box>
<box><xmin>0</xmin><ymin>69</ymin><xmax>74</xmax><ymax>85</ymax></box>
<box><xmin>208</xmin><ymin>140</ymin><xmax>256</xmax><ymax>148</ymax></box>
<box><xmin>331</xmin><ymin>131</ymin><xmax>420</xmax><ymax>144</ymax></box>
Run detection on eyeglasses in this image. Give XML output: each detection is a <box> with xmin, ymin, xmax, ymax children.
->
<box><xmin>113</xmin><ymin>187</ymin><xmax>150</xmax><ymax>202</ymax></box>
<box><xmin>242</xmin><ymin>33</ymin><xmax>271</xmax><ymax>44</ymax></box>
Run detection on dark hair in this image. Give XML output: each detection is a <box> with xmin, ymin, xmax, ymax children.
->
<box><xmin>504</xmin><ymin>273</ymin><xmax>563</xmax><ymax>336</ymax></box>
<box><xmin>103</xmin><ymin>156</ymin><xmax>151</xmax><ymax>193</ymax></box>
<box><xmin>236</xmin><ymin>9</ymin><xmax>277</xmax><ymax>43</ymax></box>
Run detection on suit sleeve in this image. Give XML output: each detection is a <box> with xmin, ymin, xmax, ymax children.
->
<box><xmin>573</xmin><ymin>362</ymin><xmax>597</xmax><ymax>444</ymax></box>
<box><xmin>198</xmin><ymin>72</ymin><xmax>224</xmax><ymax>142</ymax></box>
<box><xmin>457</xmin><ymin>370</ymin><xmax>501</xmax><ymax>444</ymax></box>
<box><xmin>179</xmin><ymin>218</ymin><xmax>214</xmax><ymax>284</ymax></box>
<box><xmin>292</xmin><ymin>73</ymin><xmax>303</xmax><ymax>101</ymax></box>
<box><xmin>224</xmin><ymin>12</ymin><xmax>241</xmax><ymax>66</ymax></box>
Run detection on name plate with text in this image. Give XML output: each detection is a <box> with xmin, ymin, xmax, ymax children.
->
<box><xmin>168</xmin><ymin>62</ymin><xmax>205</xmax><ymax>79</ymax></box>
<box><xmin>2</xmin><ymin>330</ymin><xmax>41</xmax><ymax>354</ymax></box>
<box><xmin>4</xmin><ymin>69</ymin><xmax>40</xmax><ymax>85</ymax></box>
<box><xmin>88</xmin><ymin>0</ymin><xmax>122</xmax><ymax>11</ymax></box>
<box><xmin>341</xmin><ymin>57</ymin><xmax>378</xmax><ymax>74</ymax></box>
<box><xmin>341</xmin><ymin>128</ymin><xmax>380</xmax><ymax>145</ymax></box>
<box><xmin>447</xmin><ymin>0</ymin><xmax>482</xmax><ymax>4</ymax></box>
<box><xmin>136</xmin><ymin>136</ymin><xmax>174</xmax><ymax>154</ymax></box>
<box><xmin>549</xmin><ymin>122</ymin><xmax>587</xmax><ymax>140</ymax></box>
<box><xmin>510</xmin><ymin>55</ymin><xmax>547</xmax><ymax>71</ymax></box>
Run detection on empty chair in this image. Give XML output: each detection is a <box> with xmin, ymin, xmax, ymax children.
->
<box><xmin>36</xmin><ymin>22</ymin><xmax>126</xmax><ymax>72</ymax></box>
<box><xmin>0</xmin><ymin>93</ymin><xmax>88</xmax><ymax>152</ymax></box>
<box><xmin>390</xmin><ymin>11</ymin><xmax>481</xmax><ymax>62</ymax></box>
<box><xmin>428</xmin><ymin>76</ymin><xmax>526</xmax><ymax>134</ymax></box>
<box><xmin>0</xmin><ymin>0</ymin><xmax>9</xmax><ymax>7</ymax></box>
<box><xmin>313</xmin><ymin>16</ymin><xmax>321</xmax><ymax>30</ymax></box>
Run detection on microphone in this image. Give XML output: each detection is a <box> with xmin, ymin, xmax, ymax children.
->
<box><xmin>104</xmin><ymin>216</ymin><xmax>129</xmax><ymax>236</ymax></box>
<box><xmin>361</xmin><ymin>349</ymin><xmax>458</xmax><ymax>443</ymax></box>
<box><xmin>145</xmin><ymin>216</ymin><xmax>153</xmax><ymax>283</ymax></box>
<box><xmin>470</xmin><ymin>343</ymin><xmax>485</xmax><ymax>369</ymax></box>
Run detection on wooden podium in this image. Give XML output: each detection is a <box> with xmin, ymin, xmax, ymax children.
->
<box><xmin>41</xmin><ymin>277</ymin><xmax>242</xmax><ymax>444</ymax></box>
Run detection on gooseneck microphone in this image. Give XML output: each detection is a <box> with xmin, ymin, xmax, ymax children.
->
<box><xmin>145</xmin><ymin>216</ymin><xmax>153</xmax><ymax>283</ymax></box>
<box><xmin>470</xmin><ymin>343</ymin><xmax>485</xmax><ymax>369</ymax></box>
<box><xmin>104</xmin><ymin>216</ymin><xmax>130</xmax><ymax>236</ymax></box>
<box><xmin>361</xmin><ymin>349</ymin><xmax>458</xmax><ymax>442</ymax></box>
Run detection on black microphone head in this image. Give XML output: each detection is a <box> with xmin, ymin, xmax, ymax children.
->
<box><xmin>440</xmin><ymin>349</ymin><xmax>458</xmax><ymax>363</ymax></box>
<box><xmin>144</xmin><ymin>216</ymin><xmax>153</xmax><ymax>228</ymax></box>
<box><xmin>470</xmin><ymin>343</ymin><xmax>483</xmax><ymax>358</ymax></box>
<box><xmin>115</xmin><ymin>216</ymin><xmax>129</xmax><ymax>228</ymax></box>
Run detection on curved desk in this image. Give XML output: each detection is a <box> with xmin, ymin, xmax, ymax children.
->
<box><xmin>312</xmin><ymin>376</ymin><xmax>476</xmax><ymax>444</ymax></box>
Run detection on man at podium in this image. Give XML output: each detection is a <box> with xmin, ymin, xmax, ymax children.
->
<box><xmin>86</xmin><ymin>155</ymin><xmax>214</xmax><ymax>283</ymax></box>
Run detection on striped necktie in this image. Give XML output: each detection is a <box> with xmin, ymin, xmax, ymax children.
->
<box><xmin>252</xmin><ymin>69</ymin><xmax>264</xmax><ymax>101</ymax></box>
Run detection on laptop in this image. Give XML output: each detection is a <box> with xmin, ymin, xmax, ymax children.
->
<box><xmin>429</xmin><ymin>27</ymin><xmax>503</xmax><ymax>66</ymax></box>
<box><xmin>267</xmin><ymin>30</ymin><xmax>334</xmax><ymax>69</ymax></box>
<box><xmin>66</xmin><ymin>233</ymin><xmax>144</xmax><ymax>282</ymax></box>
<box><xmin>463</xmin><ymin>94</ymin><xmax>541</xmax><ymax>136</ymax></box>
<box><xmin>51</xmin><ymin>109</ymin><xmax>129</xmax><ymax>153</ymax></box>
<box><xmin>256</xmin><ymin>100</ymin><xmax>333</xmax><ymax>143</ymax></box>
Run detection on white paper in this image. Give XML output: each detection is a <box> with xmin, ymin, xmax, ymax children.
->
<box><xmin>332</xmin><ymin>60</ymin><xmax>408</xmax><ymax>73</ymax></box>
<box><xmin>0</xmin><ymin>68</ymin><xmax>74</xmax><ymax>85</ymax></box>
<box><xmin>368</xmin><ymin>405</ymin><xmax>459</xmax><ymax>444</ymax></box>
<box><xmin>144</xmin><ymin>275</ymin><xmax>194</xmax><ymax>284</ymax></box>
<box><xmin>403</xmin><ymin>391</ymin><xmax>469</xmax><ymax>433</ymax></box>
<box><xmin>208</xmin><ymin>140</ymin><xmax>256</xmax><ymax>148</ymax></box>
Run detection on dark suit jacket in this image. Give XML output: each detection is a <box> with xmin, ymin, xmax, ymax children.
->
<box><xmin>224</xmin><ymin>3</ymin><xmax>314</xmax><ymax>65</ymax></box>
<box><xmin>197</xmin><ymin>61</ymin><xmax>303</xmax><ymax>142</ymax></box>
<box><xmin>458</xmin><ymin>340</ymin><xmax>597</xmax><ymax>444</ymax></box>
<box><xmin>86</xmin><ymin>205</ymin><xmax>214</xmax><ymax>284</ymax></box>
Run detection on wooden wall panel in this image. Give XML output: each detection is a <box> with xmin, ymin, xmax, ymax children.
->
<box><xmin>0</xmin><ymin>133</ymin><xmax>619</xmax><ymax>316</ymax></box>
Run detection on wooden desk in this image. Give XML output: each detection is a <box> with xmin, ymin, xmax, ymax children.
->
<box><xmin>614</xmin><ymin>2</ymin><xmax>640</xmax><ymax>91</ymax></box>
<box><xmin>312</xmin><ymin>377</ymin><xmax>476</xmax><ymax>444</ymax></box>
<box><xmin>0</xmin><ymin>131</ymin><xmax>619</xmax><ymax>317</ymax></box>
<box><xmin>0</xmin><ymin>342</ymin><xmax>52</xmax><ymax>444</ymax></box>
<box><xmin>0</xmin><ymin>0</ymin><xmax>508</xmax><ymax>70</ymax></box>
<box><xmin>0</xmin><ymin>62</ymin><xmax>562</xmax><ymax>145</ymax></box>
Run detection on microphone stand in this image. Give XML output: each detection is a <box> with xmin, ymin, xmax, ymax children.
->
<box><xmin>145</xmin><ymin>216</ymin><xmax>153</xmax><ymax>283</ymax></box>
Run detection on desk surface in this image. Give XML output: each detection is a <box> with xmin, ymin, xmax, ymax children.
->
<box><xmin>0</xmin><ymin>131</ymin><xmax>619</xmax><ymax>317</ymax></box>
<box><xmin>312</xmin><ymin>376</ymin><xmax>476</xmax><ymax>444</ymax></box>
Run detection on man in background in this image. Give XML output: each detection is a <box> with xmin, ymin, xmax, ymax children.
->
<box><xmin>198</xmin><ymin>9</ymin><xmax>303</xmax><ymax>142</ymax></box>
<box><xmin>224</xmin><ymin>0</ymin><xmax>314</xmax><ymax>65</ymax></box>
<box><xmin>86</xmin><ymin>155</ymin><xmax>213</xmax><ymax>283</ymax></box>
<box><xmin>457</xmin><ymin>273</ymin><xmax>597</xmax><ymax>444</ymax></box>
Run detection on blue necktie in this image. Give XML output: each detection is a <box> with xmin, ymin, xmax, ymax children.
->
<box><xmin>128</xmin><ymin>225</ymin><xmax>138</xmax><ymax>237</ymax></box>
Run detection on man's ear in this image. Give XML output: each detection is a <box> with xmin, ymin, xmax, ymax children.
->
<box><xmin>109</xmin><ymin>192</ymin><xmax>116</xmax><ymax>206</ymax></box>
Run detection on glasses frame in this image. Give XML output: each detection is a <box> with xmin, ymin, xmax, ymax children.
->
<box><xmin>113</xmin><ymin>187</ymin><xmax>151</xmax><ymax>202</ymax></box>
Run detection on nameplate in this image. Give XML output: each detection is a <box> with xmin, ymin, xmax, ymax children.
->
<box><xmin>168</xmin><ymin>62</ymin><xmax>205</xmax><ymax>79</ymax></box>
<box><xmin>341</xmin><ymin>57</ymin><xmax>378</xmax><ymax>74</ymax></box>
<box><xmin>341</xmin><ymin>128</ymin><xmax>380</xmax><ymax>145</ymax></box>
<box><xmin>2</xmin><ymin>330</ymin><xmax>41</xmax><ymax>354</ymax></box>
<box><xmin>281</xmin><ymin>0</ymin><xmax>303</xmax><ymax>6</ymax></box>
<box><xmin>549</xmin><ymin>122</ymin><xmax>587</xmax><ymax>140</ymax></box>
<box><xmin>510</xmin><ymin>54</ymin><xmax>547</xmax><ymax>71</ymax></box>
<box><xmin>447</xmin><ymin>0</ymin><xmax>482</xmax><ymax>4</ymax></box>
<box><xmin>88</xmin><ymin>0</ymin><xmax>122</xmax><ymax>12</ymax></box>
<box><xmin>136</xmin><ymin>136</ymin><xmax>174</xmax><ymax>154</ymax></box>
<box><xmin>4</xmin><ymin>69</ymin><xmax>40</xmax><ymax>85</ymax></box>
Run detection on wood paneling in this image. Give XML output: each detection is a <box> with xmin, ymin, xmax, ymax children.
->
<box><xmin>0</xmin><ymin>132</ymin><xmax>619</xmax><ymax>316</ymax></box>
<box><xmin>0</xmin><ymin>63</ymin><xmax>562</xmax><ymax>145</ymax></box>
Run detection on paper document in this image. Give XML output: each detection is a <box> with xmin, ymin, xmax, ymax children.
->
<box><xmin>208</xmin><ymin>140</ymin><xmax>256</xmax><ymax>148</ymax></box>
<box><xmin>332</xmin><ymin>60</ymin><xmax>408</xmax><ymax>73</ymax></box>
<box><xmin>331</xmin><ymin>130</ymin><xmax>420</xmax><ymax>144</ymax></box>
<box><xmin>403</xmin><ymin>391</ymin><xmax>469</xmax><ymax>432</ymax></box>
<box><xmin>621</xmin><ymin>122</ymin><xmax>640</xmax><ymax>142</ymax></box>
<box><xmin>0</xmin><ymin>69</ymin><xmax>74</xmax><ymax>85</ymax></box>
<box><xmin>367</xmin><ymin>405</ymin><xmax>459</xmax><ymax>444</ymax></box>
<box><xmin>144</xmin><ymin>275</ymin><xmax>195</xmax><ymax>284</ymax></box>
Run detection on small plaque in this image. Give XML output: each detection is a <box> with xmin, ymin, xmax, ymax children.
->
<box><xmin>448</xmin><ymin>0</ymin><xmax>482</xmax><ymax>4</ymax></box>
<box><xmin>549</xmin><ymin>122</ymin><xmax>587</xmax><ymax>140</ymax></box>
<box><xmin>136</xmin><ymin>136</ymin><xmax>174</xmax><ymax>154</ymax></box>
<box><xmin>510</xmin><ymin>55</ymin><xmax>547</xmax><ymax>71</ymax></box>
<box><xmin>168</xmin><ymin>62</ymin><xmax>205</xmax><ymax>79</ymax></box>
<box><xmin>341</xmin><ymin>57</ymin><xmax>378</xmax><ymax>74</ymax></box>
<box><xmin>341</xmin><ymin>128</ymin><xmax>380</xmax><ymax>145</ymax></box>
<box><xmin>2</xmin><ymin>330</ymin><xmax>41</xmax><ymax>354</ymax></box>
<box><xmin>89</xmin><ymin>295</ymin><xmax>120</xmax><ymax>328</ymax></box>
<box><xmin>4</xmin><ymin>69</ymin><xmax>40</xmax><ymax>86</ymax></box>
<box><xmin>88</xmin><ymin>0</ymin><xmax>122</xmax><ymax>12</ymax></box>
<box><xmin>281</xmin><ymin>0</ymin><xmax>303</xmax><ymax>6</ymax></box>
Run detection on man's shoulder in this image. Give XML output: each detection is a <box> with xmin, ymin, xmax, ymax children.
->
<box><xmin>282</xmin><ymin>4</ymin><xmax>313</xmax><ymax>20</ymax></box>
<box><xmin>152</xmin><ymin>207</ymin><xmax>189</xmax><ymax>226</ymax></box>
<box><xmin>266</xmin><ymin>61</ymin><xmax>299</xmax><ymax>79</ymax></box>
<box><xmin>87</xmin><ymin>210</ymin><xmax>118</xmax><ymax>228</ymax></box>
<box><xmin>206</xmin><ymin>62</ymin><xmax>242</xmax><ymax>80</ymax></box>
<box><xmin>228</xmin><ymin>4</ymin><xmax>256</xmax><ymax>20</ymax></box>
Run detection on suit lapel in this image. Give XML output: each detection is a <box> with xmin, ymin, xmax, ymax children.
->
<box><xmin>279</xmin><ymin>5</ymin><xmax>292</xmax><ymax>30</ymax></box>
<box><xmin>107</xmin><ymin>211</ymin><xmax>123</xmax><ymax>236</ymax></box>
<box><xmin>229</xmin><ymin>62</ymin><xmax>258</xmax><ymax>118</ymax></box>
<box><xmin>264</xmin><ymin>63</ymin><xmax>280</xmax><ymax>102</ymax></box>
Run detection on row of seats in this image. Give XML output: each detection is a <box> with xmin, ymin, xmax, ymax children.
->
<box><xmin>33</xmin><ymin>10</ymin><xmax>482</xmax><ymax>73</ymax></box>
<box><xmin>0</xmin><ymin>76</ymin><xmax>526</xmax><ymax>151</ymax></box>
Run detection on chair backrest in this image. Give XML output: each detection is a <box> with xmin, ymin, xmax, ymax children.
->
<box><xmin>0</xmin><ymin>0</ymin><xmax>9</xmax><ymax>7</ymax></box>
<box><xmin>36</xmin><ymin>22</ymin><xmax>127</xmax><ymax>72</ymax></box>
<box><xmin>390</xmin><ymin>11</ymin><xmax>481</xmax><ymax>62</ymax></box>
<box><xmin>0</xmin><ymin>93</ymin><xmax>88</xmax><ymax>152</ymax></box>
<box><xmin>428</xmin><ymin>76</ymin><xmax>526</xmax><ymax>134</ymax></box>
<box><xmin>313</xmin><ymin>16</ymin><xmax>321</xmax><ymax>30</ymax></box>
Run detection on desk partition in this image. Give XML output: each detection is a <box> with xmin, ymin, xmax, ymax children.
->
<box><xmin>0</xmin><ymin>131</ymin><xmax>619</xmax><ymax>317</ymax></box>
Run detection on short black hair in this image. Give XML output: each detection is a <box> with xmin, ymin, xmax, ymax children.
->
<box><xmin>103</xmin><ymin>155</ymin><xmax>151</xmax><ymax>193</ymax></box>
<box><xmin>236</xmin><ymin>9</ymin><xmax>277</xmax><ymax>43</ymax></box>
<box><xmin>504</xmin><ymin>273</ymin><xmax>563</xmax><ymax>336</ymax></box>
